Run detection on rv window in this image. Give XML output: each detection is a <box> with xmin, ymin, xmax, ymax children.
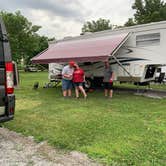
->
<box><xmin>136</xmin><ymin>33</ymin><xmax>160</xmax><ymax>46</ymax></box>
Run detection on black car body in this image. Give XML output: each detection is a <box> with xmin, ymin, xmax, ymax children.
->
<box><xmin>0</xmin><ymin>17</ymin><xmax>15</xmax><ymax>122</ymax></box>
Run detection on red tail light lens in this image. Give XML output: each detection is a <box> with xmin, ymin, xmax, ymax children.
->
<box><xmin>5</xmin><ymin>62</ymin><xmax>14</xmax><ymax>94</ymax></box>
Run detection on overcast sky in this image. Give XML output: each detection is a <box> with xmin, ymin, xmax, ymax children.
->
<box><xmin>0</xmin><ymin>0</ymin><xmax>148</xmax><ymax>39</ymax></box>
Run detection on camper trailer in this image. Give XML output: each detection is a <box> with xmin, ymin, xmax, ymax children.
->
<box><xmin>49</xmin><ymin>63</ymin><xmax>64</xmax><ymax>81</ymax></box>
<box><xmin>32</xmin><ymin>21</ymin><xmax>166</xmax><ymax>86</ymax></box>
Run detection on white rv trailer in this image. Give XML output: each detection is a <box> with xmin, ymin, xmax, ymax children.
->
<box><xmin>49</xmin><ymin>21</ymin><xmax>166</xmax><ymax>85</ymax></box>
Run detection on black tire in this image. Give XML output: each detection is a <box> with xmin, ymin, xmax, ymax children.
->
<box><xmin>84</xmin><ymin>79</ymin><xmax>91</xmax><ymax>89</ymax></box>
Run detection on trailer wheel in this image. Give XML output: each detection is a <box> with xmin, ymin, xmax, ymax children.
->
<box><xmin>84</xmin><ymin>79</ymin><xmax>91</xmax><ymax>89</ymax></box>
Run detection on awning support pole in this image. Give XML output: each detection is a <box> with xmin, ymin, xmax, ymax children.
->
<box><xmin>111</xmin><ymin>54</ymin><xmax>133</xmax><ymax>77</ymax></box>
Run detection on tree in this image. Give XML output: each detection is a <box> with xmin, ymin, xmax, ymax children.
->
<box><xmin>124</xmin><ymin>18</ymin><xmax>135</xmax><ymax>27</ymax></box>
<box><xmin>82</xmin><ymin>18</ymin><xmax>112</xmax><ymax>33</ymax></box>
<box><xmin>125</xmin><ymin>0</ymin><xmax>166</xmax><ymax>26</ymax></box>
<box><xmin>0</xmin><ymin>11</ymin><xmax>49</xmax><ymax>64</ymax></box>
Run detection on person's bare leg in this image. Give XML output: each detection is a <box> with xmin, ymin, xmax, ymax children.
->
<box><xmin>68</xmin><ymin>89</ymin><xmax>72</xmax><ymax>97</ymax></box>
<box><xmin>63</xmin><ymin>90</ymin><xmax>67</xmax><ymax>97</ymax></box>
<box><xmin>75</xmin><ymin>87</ymin><xmax>79</xmax><ymax>98</ymax></box>
<box><xmin>109</xmin><ymin>90</ymin><xmax>113</xmax><ymax>98</ymax></box>
<box><xmin>104</xmin><ymin>89</ymin><xmax>108</xmax><ymax>97</ymax></box>
<box><xmin>79</xmin><ymin>86</ymin><xmax>87</xmax><ymax>98</ymax></box>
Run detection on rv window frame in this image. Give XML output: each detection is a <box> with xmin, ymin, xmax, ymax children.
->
<box><xmin>136</xmin><ymin>32</ymin><xmax>160</xmax><ymax>47</ymax></box>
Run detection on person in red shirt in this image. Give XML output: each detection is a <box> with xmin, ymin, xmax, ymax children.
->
<box><xmin>73</xmin><ymin>64</ymin><xmax>87</xmax><ymax>99</ymax></box>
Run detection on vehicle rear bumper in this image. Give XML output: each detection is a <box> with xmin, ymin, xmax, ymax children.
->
<box><xmin>0</xmin><ymin>115</ymin><xmax>14</xmax><ymax>123</ymax></box>
<box><xmin>0</xmin><ymin>94</ymin><xmax>15</xmax><ymax>123</ymax></box>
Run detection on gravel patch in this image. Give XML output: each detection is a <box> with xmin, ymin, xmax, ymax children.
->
<box><xmin>0</xmin><ymin>127</ymin><xmax>101</xmax><ymax>166</ymax></box>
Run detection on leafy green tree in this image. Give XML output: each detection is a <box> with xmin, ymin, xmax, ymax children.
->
<box><xmin>0</xmin><ymin>11</ymin><xmax>49</xmax><ymax>64</ymax></box>
<box><xmin>82</xmin><ymin>18</ymin><xmax>112</xmax><ymax>33</ymax></box>
<box><xmin>125</xmin><ymin>0</ymin><xmax>166</xmax><ymax>26</ymax></box>
<box><xmin>124</xmin><ymin>18</ymin><xmax>135</xmax><ymax>26</ymax></box>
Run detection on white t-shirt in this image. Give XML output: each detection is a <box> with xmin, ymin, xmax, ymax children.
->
<box><xmin>62</xmin><ymin>65</ymin><xmax>74</xmax><ymax>80</ymax></box>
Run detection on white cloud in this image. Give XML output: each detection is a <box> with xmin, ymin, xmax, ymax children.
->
<box><xmin>81</xmin><ymin>0</ymin><xmax>134</xmax><ymax>25</ymax></box>
<box><xmin>26</xmin><ymin>9</ymin><xmax>83</xmax><ymax>39</ymax></box>
<box><xmin>3</xmin><ymin>0</ymin><xmax>164</xmax><ymax>39</ymax></box>
<box><xmin>24</xmin><ymin>0</ymin><xmax>136</xmax><ymax>39</ymax></box>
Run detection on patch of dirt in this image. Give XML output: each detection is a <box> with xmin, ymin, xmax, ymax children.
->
<box><xmin>0</xmin><ymin>127</ymin><xmax>101</xmax><ymax>166</ymax></box>
<box><xmin>134</xmin><ymin>92</ymin><xmax>163</xmax><ymax>99</ymax></box>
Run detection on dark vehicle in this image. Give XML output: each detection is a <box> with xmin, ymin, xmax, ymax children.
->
<box><xmin>24</xmin><ymin>64</ymin><xmax>46</xmax><ymax>72</ymax></box>
<box><xmin>0</xmin><ymin>17</ymin><xmax>15</xmax><ymax>122</ymax></box>
<box><xmin>24</xmin><ymin>65</ymin><xmax>38</xmax><ymax>72</ymax></box>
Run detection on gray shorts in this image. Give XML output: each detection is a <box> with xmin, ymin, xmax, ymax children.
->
<box><xmin>62</xmin><ymin>79</ymin><xmax>73</xmax><ymax>90</ymax></box>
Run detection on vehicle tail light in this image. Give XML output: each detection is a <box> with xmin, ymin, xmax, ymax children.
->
<box><xmin>5</xmin><ymin>62</ymin><xmax>14</xmax><ymax>94</ymax></box>
<box><xmin>10</xmin><ymin>107</ymin><xmax>14</xmax><ymax>114</ymax></box>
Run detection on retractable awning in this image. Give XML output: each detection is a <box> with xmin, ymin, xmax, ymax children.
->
<box><xmin>32</xmin><ymin>33</ymin><xmax>130</xmax><ymax>64</ymax></box>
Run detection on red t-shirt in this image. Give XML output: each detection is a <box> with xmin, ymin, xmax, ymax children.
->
<box><xmin>73</xmin><ymin>68</ymin><xmax>84</xmax><ymax>83</ymax></box>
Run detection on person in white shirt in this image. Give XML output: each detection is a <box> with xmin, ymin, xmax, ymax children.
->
<box><xmin>62</xmin><ymin>61</ymin><xmax>75</xmax><ymax>97</ymax></box>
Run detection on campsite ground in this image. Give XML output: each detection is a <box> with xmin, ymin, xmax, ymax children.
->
<box><xmin>3</xmin><ymin>72</ymin><xmax>166</xmax><ymax>165</ymax></box>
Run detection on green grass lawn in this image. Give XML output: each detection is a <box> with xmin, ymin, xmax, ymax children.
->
<box><xmin>4</xmin><ymin>72</ymin><xmax>166</xmax><ymax>165</ymax></box>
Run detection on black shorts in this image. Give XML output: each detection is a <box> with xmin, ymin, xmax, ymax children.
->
<box><xmin>74</xmin><ymin>82</ymin><xmax>83</xmax><ymax>87</ymax></box>
<box><xmin>103</xmin><ymin>82</ymin><xmax>113</xmax><ymax>90</ymax></box>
